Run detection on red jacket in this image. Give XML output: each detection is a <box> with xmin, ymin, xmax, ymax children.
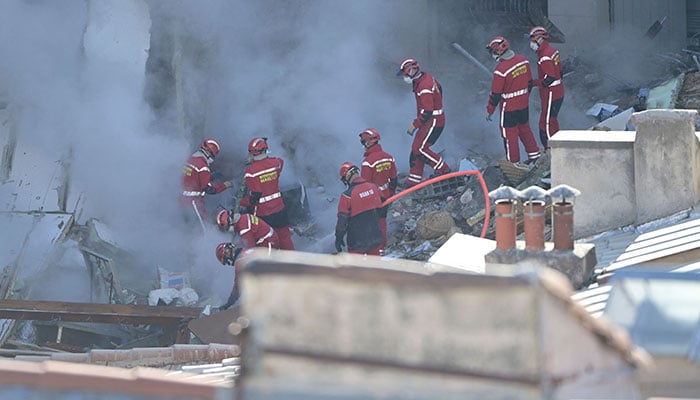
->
<box><xmin>534</xmin><ymin>41</ymin><xmax>565</xmax><ymax>99</ymax></box>
<box><xmin>234</xmin><ymin>213</ymin><xmax>279</xmax><ymax>249</ymax></box>
<box><xmin>181</xmin><ymin>151</ymin><xmax>227</xmax><ymax>195</ymax></box>
<box><xmin>410</xmin><ymin>71</ymin><xmax>445</xmax><ymax>129</ymax></box>
<box><xmin>336</xmin><ymin>177</ymin><xmax>383</xmax><ymax>251</ymax></box>
<box><xmin>240</xmin><ymin>156</ymin><xmax>286</xmax><ymax>217</ymax></box>
<box><xmin>487</xmin><ymin>53</ymin><xmax>533</xmax><ymax>114</ymax></box>
<box><xmin>361</xmin><ymin>144</ymin><xmax>397</xmax><ymax>201</ymax></box>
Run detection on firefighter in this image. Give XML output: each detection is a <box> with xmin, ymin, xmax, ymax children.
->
<box><xmin>359</xmin><ymin>128</ymin><xmax>397</xmax><ymax>247</ymax></box>
<box><xmin>215</xmin><ymin>242</ymin><xmax>245</xmax><ymax>310</ymax></box>
<box><xmin>485</xmin><ymin>36</ymin><xmax>541</xmax><ymax>167</ymax></box>
<box><xmin>528</xmin><ymin>26</ymin><xmax>565</xmax><ymax>152</ymax></box>
<box><xmin>216</xmin><ymin>209</ymin><xmax>280</xmax><ymax>250</ymax></box>
<box><xmin>240</xmin><ymin>137</ymin><xmax>295</xmax><ymax>250</ymax></box>
<box><xmin>396</xmin><ymin>58</ymin><xmax>450</xmax><ymax>187</ymax></box>
<box><xmin>180</xmin><ymin>138</ymin><xmax>233</xmax><ymax>230</ymax></box>
<box><xmin>335</xmin><ymin>162</ymin><xmax>384</xmax><ymax>256</ymax></box>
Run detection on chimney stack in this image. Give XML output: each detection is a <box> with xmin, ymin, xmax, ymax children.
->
<box><xmin>520</xmin><ymin>186</ymin><xmax>548</xmax><ymax>253</ymax></box>
<box><xmin>488</xmin><ymin>186</ymin><xmax>522</xmax><ymax>251</ymax></box>
<box><xmin>547</xmin><ymin>184</ymin><xmax>581</xmax><ymax>251</ymax></box>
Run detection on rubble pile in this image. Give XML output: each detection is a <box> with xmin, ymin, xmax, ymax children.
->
<box><xmin>381</xmin><ymin>151</ymin><xmax>557</xmax><ymax>261</ymax></box>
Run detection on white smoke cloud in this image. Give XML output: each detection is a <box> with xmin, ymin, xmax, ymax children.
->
<box><xmin>5</xmin><ymin>0</ymin><xmax>656</xmax><ymax>304</ymax></box>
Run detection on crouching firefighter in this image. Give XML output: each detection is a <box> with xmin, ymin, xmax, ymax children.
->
<box><xmin>216</xmin><ymin>209</ymin><xmax>280</xmax><ymax>251</ymax></box>
<box><xmin>215</xmin><ymin>242</ymin><xmax>245</xmax><ymax>310</ymax></box>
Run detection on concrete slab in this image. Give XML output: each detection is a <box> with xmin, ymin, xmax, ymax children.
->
<box><xmin>427</xmin><ymin>233</ymin><xmax>494</xmax><ymax>274</ymax></box>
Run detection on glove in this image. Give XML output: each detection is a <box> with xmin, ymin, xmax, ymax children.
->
<box><xmin>485</xmin><ymin>113</ymin><xmax>493</xmax><ymax>122</ymax></box>
<box><xmin>335</xmin><ymin>237</ymin><xmax>345</xmax><ymax>253</ymax></box>
<box><xmin>223</xmin><ymin>180</ymin><xmax>233</xmax><ymax>189</ymax></box>
<box><xmin>406</xmin><ymin>122</ymin><xmax>417</xmax><ymax>136</ymax></box>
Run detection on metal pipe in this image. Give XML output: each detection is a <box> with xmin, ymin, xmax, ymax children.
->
<box><xmin>451</xmin><ymin>42</ymin><xmax>492</xmax><ymax>78</ymax></box>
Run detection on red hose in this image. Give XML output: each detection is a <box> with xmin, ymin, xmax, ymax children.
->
<box><xmin>381</xmin><ymin>170</ymin><xmax>490</xmax><ymax>238</ymax></box>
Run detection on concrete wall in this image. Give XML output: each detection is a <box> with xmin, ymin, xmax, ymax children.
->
<box><xmin>549</xmin><ymin>0</ymin><xmax>686</xmax><ymax>54</ymax></box>
<box><xmin>551</xmin><ymin>110</ymin><xmax>700</xmax><ymax>238</ymax></box>
<box><xmin>551</xmin><ymin>130</ymin><xmax>637</xmax><ymax>238</ymax></box>
<box><xmin>549</xmin><ymin>0</ymin><xmax>610</xmax><ymax>53</ymax></box>
<box><xmin>237</xmin><ymin>250</ymin><xmax>640</xmax><ymax>399</ymax></box>
<box><xmin>633</xmin><ymin>110</ymin><xmax>700</xmax><ymax>224</ymax></box>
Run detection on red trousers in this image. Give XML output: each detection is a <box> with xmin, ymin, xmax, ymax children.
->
<box><xmin>538</xmin><ymin>92</ymin><xmax>564</xmax><ymax>149</ymax></box>
<box><xmin>499</xmin><ymin>108</ymin><xmax>540</xmax><ymax>163</ymax></box>
<box><xmin>274</xmin><ymin>225</ymin><xmax>295</xmax><ymax>250</ymax></box>
<box><xmin>406</xmin><ymin>121</ymin><xmax>449</xmax><ymax>186</ymax></box>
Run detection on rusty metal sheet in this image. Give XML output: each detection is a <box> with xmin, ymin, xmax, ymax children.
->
<box><xmin>188</xmin><ymin>307</ymin><xmax>241</xmax><ymax>345</ymax></box>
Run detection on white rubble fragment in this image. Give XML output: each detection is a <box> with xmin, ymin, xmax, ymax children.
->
<box><xmin>148</xmin><ymin>288</ymin><xmax>180</xmax><ymax>306</ymax></box>
<box><xmin>177</xmin><ymin>287</ymin><xmax>200</xmax><ymax>307</ymax></box>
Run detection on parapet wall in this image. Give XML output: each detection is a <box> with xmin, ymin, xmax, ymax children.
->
<box><xmin>551</xmin><ymin>109</ymin><xmax>700</xmax><ymax>238</ymax></box>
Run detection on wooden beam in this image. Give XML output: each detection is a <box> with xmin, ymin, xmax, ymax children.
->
<box><xmin>0</xmin><ymin>300</ymin><xmax>202</xmax><ymax>326</ymax></box>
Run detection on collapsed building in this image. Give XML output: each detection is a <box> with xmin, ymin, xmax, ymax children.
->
<box><xmin>1</xmin><ymin>0</ymin><xmax>700</xmax><ymax>399</ymax></box>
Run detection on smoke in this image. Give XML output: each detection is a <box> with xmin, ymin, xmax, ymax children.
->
<box><xmin>1</xmin><ymin>0</ymin><xmax>671</xmax><ymax>304</ymax></box>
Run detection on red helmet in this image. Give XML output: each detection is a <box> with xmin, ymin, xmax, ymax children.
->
<box><xmin>216</xmin><ymin>242</ymin><xmax>236</xmax><ymax>265</ymax></box>
<box><xmin>359</xmin><ymin>128</ymin><xmax>381</xmax><ymax>147</ymax></box>
<box><xmin>248</xmin><ymin>137</ymin><xmax>268</xmax><ymax>155</ymax></box>
<box><xmin>339</xmin><ymin>162</ymin><xmax>359</xmax><ymax>185</ymax></box>
<box><xmin>201</xmin><ymin>138</ymin><xmax>220</xmax><ymax>158</ymax></box>
<box><xmin>216</xmin><ymin>209</ymin><xmax>241</xmax><ymax>230</ymax></box>
<box><xmin>486</xmin><ymin>36</ymin><xmax>509</xmax><ymax>56</ymax></box>
<box><xmin>216</xmin><ymin>209</ymin><xmax>231</xmax><ymax>231</ymax></box>
<box><xmin>396</xmin><ymin>58</ymin><xmax>420</xmax><ymax>77</ymax></box>
<box><xmin>529</xmin><ymin>26</ymin><xmax>549</xmax><ymax>41</ymax></box>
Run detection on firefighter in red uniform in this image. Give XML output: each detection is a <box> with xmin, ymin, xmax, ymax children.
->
<box><xmin>485</xmin><ymin>36</ymin><xmax>541</xmax><ymax>166</ymax></box>
<box><xmin>359</xmin><ymin>128</ymin><xmax>397</xmax><ymax>247</ymax></box>
<box><xmin>240</xmin><ymin>137</ymin><xmax>295</xmax><ymax>250</ymax></box>
<box><xmin>335</xmin><ymin>162</ymin><xmax>384</xmax><ymax>256</ymax></box>
<box><xmin>180</xmin><ymin>138</ymin><xmax>233</xmax><ymax>230</ymax></box>
<box><xmin>215</xmin><ymin>242</ymin><xmax>241</xmax><ymax>309</ymax></box>
<box><xmin>528</xmin><ymin>26</ymin><xmax>564</xmax><ymax>152</ymax></box>
<box><xmin>396</xmin><ymin>58</ymin><xmax>450</xmax><ymax>187</ymax></box>
<box><xmin>216</xmin><ymin>209</ymin><xmax>280</xmax><ymax>250</ymax></box>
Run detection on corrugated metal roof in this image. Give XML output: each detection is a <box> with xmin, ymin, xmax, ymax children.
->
<box><xmin>573</xmin><ymin>207</ymin><xmax>700</xmax><ymax>317</ymax></box>
<box><xmin>583</xmin><ymin>208</ymin><xmax>700</xmax><ymax>274</ymax></box>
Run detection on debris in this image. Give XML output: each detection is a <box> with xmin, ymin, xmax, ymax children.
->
<box><xmin>458</xmin><ymin>158</ymin><xmax>479</xmax><ymax>172</ymax></box>
<box><xmin>586</xmin><ymin>103</ymin><xmax>621</xmax><ymax>122</ymax></box>
<box><xmin>416</xmin><ymin>210</ymin><xmax>455</xmax><ymax>240</ymax></box>
<box><xmin>148</xmin><ymin>288</ymin><xmax>180</xmax><ymax>306</ymax></box>
<box><xmin>147</xmin><ymin>287</ymin><xmax>199</xmax><ymax>306</ymax></box>
<box><xmin>498</xmin><ymin>159</ymin><xmax>532</xmax><ymax>186</ymax></box>
<box><xmin>644</xmin><ymin>16</ymin><xmax>666</xmax><ymax>39</ymax></box>
<box><xmin>158</xmin><ymin>267</ymin><xmax>191</xmax><ymax>290</ymax></box>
